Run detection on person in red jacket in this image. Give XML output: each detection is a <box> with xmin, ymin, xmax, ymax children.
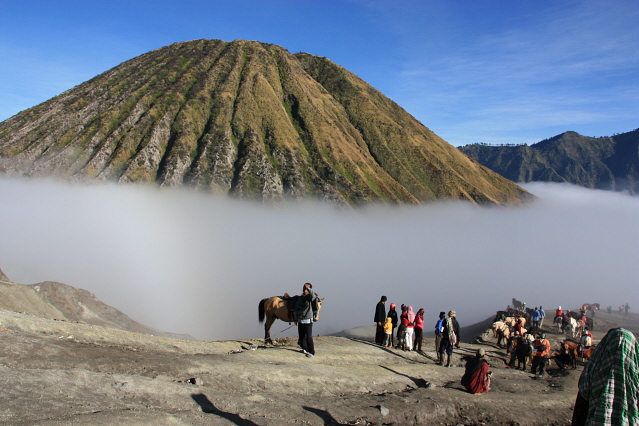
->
<box><xmin>413</xmin><ymin>308</ymin><xmax>425</xmax><ymax>352</ymax></box>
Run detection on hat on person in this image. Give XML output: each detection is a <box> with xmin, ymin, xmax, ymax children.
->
<box><xmin>390</xmin><ymin>303</ymin><xmax>396</xmax><ymax>309</ymax></box>
<box><xmin>448</xmin><ymin>310</ymin><xmax>456</xmax><ymax>316</ymax></box>
<box><xmin>381</xmin><ymin>296</ymin><xmax>387</xmax><ymax>302</ymax></box>
<box><xmin>514</xmin><ymin>331</ymin><xmax>520</xmax><ymax>335</ymax></box>
<box><xmin>477</xmin><ymin>348</ymin><xmax>485</xmax><ymax>357</ymax></box>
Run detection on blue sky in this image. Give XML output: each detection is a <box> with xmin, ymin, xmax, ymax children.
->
<box><xmin>1</xmin><ymin>0</ymin><xmax>638</xmax><ymax>146</ymax></box>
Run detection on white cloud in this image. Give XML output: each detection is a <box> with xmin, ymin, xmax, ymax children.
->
<box><xmin>1</xmin><ymin>178</ymin><xmax>637</xmax><ymax>341</ymax></box>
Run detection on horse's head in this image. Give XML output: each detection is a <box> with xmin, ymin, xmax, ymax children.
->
<box><xmin>315</xmin><ymin>297</ymin><xmax>324</xmax><ymax>321</ymax></box>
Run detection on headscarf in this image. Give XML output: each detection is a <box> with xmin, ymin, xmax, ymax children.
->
<box><xmin>407</xmin><ymin>306</ymin><xmax>415</xmax><ymax>324</ymax></box>
<box><xmin>577</xmin><ymin>328</ymin><xmax>639</xmax><ymax>426</ymax></box>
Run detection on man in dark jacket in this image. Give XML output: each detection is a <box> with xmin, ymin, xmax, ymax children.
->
<box><xmin>374</xmin><ymin>296</ymin><xmax>387</xmax><ymax>345</ymax></box>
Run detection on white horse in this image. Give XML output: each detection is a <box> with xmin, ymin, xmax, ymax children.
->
<box><xmin>565</xmin><ymin>317</ymin><xmax>577</xmax><ymax>338</ymax></box>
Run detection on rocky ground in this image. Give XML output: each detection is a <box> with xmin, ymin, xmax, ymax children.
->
<box><xmin>1</xmin><ymin>303</ymin><xmax>637</xmax><ymax>426</ymax></box>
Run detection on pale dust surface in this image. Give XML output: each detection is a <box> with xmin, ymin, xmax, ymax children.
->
<box><xmin>1</xmin><ymin>302</ymin><xmax>638</xmax><ymax>425</ymax></box>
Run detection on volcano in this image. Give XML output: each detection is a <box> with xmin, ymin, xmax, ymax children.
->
<box><xmin>0</xmin><ymin>39</ymin><xmax>530</xmax><ymax>206</ymax></box>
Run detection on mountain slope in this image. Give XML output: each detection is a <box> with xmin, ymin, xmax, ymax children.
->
<box><xmin>460</xmin><ymin>129</ymin><xmax>639</xmax><ymax>194</ymax></box>
<box><xmin>0</xmin><ymin>39</ymin><xmax>530</xmax><ymax>206</ymax></box>
<box><xmin>0</xmin><ymin>271</ymin><xmax>193</xmax><ymax>340</ymax></box>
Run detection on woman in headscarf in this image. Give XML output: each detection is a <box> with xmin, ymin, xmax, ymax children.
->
<box><xmin>571</xmin><ymin>328</ymin><xmax>639</xmax><ymax>426</ymax></box>
<box><xmin>461</xmin><ymin>348</ymin><xmax>491</xmax><ymax>394</ymax></box>
<box><xmin>413</xmin><ymin>308</ymin><xmax>425</xmax><ymax>352</ymax></box>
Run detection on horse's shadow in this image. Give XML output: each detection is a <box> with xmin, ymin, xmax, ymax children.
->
<box><xmin>303</xmin><ymin>406</ymin><xmax>349</xmax><ymax>425</ymax></box>
<box><xmin>191</xmin><ymin>393</ymin><xmax>258</xmax><ymax>425</ymax></box>
<box><xmin>379</xmin><ymin>365</ymin><xmax>431</xmax><ymax>389</ymax></box>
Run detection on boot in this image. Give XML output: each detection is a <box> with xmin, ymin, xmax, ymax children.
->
<box><xmin>445</xmin><ymin>354</ymin><xmax>451</xmax><ymax>367</ymax></box>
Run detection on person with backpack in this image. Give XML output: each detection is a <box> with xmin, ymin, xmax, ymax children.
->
<box><xmin>438</xmin><ymin>311</ymin><xmax>460</xmax><ymax>367</ymax></box>
<box><xmin>295</xmin><ymin>283</ymin><xmax>319</xmax><ymax>358</ymax></box>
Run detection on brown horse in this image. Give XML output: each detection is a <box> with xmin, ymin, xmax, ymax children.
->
<box><xmin>258</xmin><ymin>296</ymin><xmax>324</xmax><ymax>344</ymax></box>
<box><xmin>561</xmin><ymin>340</ymin><xmax>595</xmax><ymax>369</ymax></box>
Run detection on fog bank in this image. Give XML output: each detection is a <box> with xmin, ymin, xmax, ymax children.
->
<box><xmin>1</xmin><ymin>179</ymin><xmax>637</xmax><ymax>341</ymax></box>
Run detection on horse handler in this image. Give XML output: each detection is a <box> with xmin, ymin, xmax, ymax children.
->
<box><xmin>295</xmin><ymin>283</ymin><xmax>320</xmax><ymax>358</ymax></box>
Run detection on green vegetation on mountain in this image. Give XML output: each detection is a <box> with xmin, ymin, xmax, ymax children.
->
<box><xmin>460</xmin><ymin>130</ymin><xmax>639</xmax><ymax>194</ymax></box>
<box><xmin>0</xmin><ymin>39</ymin><xmax>530</xmax><ymax>206</ymax></box>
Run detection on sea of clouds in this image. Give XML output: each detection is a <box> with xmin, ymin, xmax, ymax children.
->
<box><xmin>1</xmin><ymin>178</ymin><xmax>637</xmax><ymax>341</ymax></box>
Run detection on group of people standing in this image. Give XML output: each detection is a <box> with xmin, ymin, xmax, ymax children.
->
<box><xmin>374</xmin><ymin>296</ymin><xmax>461</xmax><ymax>367</ymax></box>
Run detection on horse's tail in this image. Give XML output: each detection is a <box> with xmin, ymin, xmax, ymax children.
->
<box><xmin>258</xmin><ymin>298</ymin><xmax>266</xmax><ymax>324</ymax></box>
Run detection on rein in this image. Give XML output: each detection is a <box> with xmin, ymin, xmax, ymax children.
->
<box><xmin>277</xmin><ymin>324</ymin><xmax>296</xmax><ymax>334</ymax></box>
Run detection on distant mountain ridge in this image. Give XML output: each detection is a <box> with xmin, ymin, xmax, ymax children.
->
<box><xmin>460</xmin><ymin>129</ymin><xmax>639</xmax><ymax>194</ymax></box>
<box><xmin>0</xmin><ymin>39</ymin><xmax>529</xmax><ymax>206</ymax></box>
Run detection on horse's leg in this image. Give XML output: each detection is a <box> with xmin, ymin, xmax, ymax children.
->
<box><xmin>264</xmin><ymin>314</ymin><xmax>276</xmax><ymax>345</ymax></box>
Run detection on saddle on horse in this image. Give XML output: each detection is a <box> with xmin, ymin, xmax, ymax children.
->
<box><xmin>281</xmin><ymin>293</ymin><xmax>299</xmax><ymax>317</ymax></box>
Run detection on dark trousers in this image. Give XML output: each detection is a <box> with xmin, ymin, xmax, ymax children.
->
<box><xmin>298</xmin><ymin>322</ymin><xmax>315</xmax><ymax>355</ymax></box>
<box><xmin>414</xmin><ymin>328</ymin><xmax>423</xmax><ymax>351</ymax></box>
<box><xmin>439</xmin><ymin>338</ymin><xmax>454</xmax><ymax>355</ymax></box>
<box><xmin>375</xmin><ymin>324</ymin><xmax>385</xmax><ymax>344</ymax></box>
<box><xmin>531</xmin><ymin>356</ymin><xmax>547</xmax><ymax>376</ymax></box>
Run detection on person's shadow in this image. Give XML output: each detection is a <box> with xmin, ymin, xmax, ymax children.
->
<box><xmin>303</xmin><ymin>406</ymin><xmax>349</xmax><ymax>425</ymax></box>
<box><xmin>191</xmin><ymin>393</ymin><xmax>258</xmax><ymax>425</ymax></box>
